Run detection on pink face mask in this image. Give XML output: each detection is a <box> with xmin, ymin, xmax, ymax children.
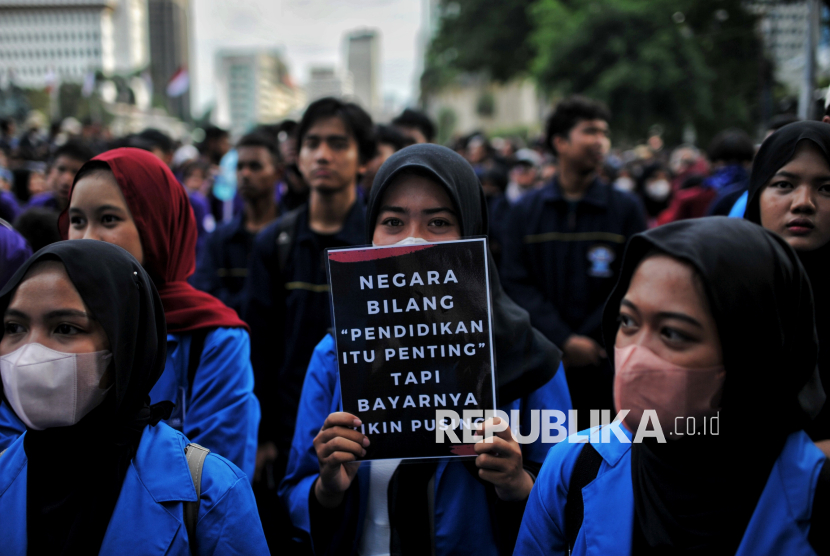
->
<box><xmin>614</xmin><ymin>344</ymin><xmax>725</xmax><ymax>439</ymax></box>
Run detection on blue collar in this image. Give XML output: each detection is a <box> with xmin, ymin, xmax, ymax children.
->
<box><xmin>128</xmin><ymin>423</ymin><xmax>199</xmax><ymax>503</ymax></box>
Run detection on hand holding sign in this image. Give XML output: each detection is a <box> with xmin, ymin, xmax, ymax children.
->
<box><xmin>313</xmin><ymin>412</ymin><xmax>369</xmax><ymax>508</ymax></box>
<box><xmin>327</xmin><ymin>239</ymin><xmax>497</xmax><ymax>460</ymax></box>
<box><xmin>474</xmin><ymin>417</ymin><xmax>534</xmax><ymax>502</ymax></box>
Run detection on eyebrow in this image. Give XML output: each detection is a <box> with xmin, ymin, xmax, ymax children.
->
<box><xmin>422</xmin><ymin>207</ymin><xmax>457</xmax><ymax>216</ymax></box>
<box><xmin>304</xmin><ymin>134</ymin><xmax>350</xmax><ymax>142</ymax></box>
<box><xmin>68</xmin><ymin>204</ymin><xmax>126</xmax><ymax>214</ymax></box>
<box><xmin>4</xmin><ymin>308</ymin><xmax>91</xmax><ymax>320</ymax></box>
<box><xmin>378</xmin><ymin>205</ymin><xmax>406</xmax><ymax>214</ymax></box>
<box><xmin>773</xmin><ymin>170</ymin><xmax>830</xmax><ymax>182</ymax></box>
<box><xmin>378</xmin><ymin>206</ymin><xmax>458</xmax><ymax>216</ymax></box>
<box><xmin>620</xmin><ymin>299</ymin><xmax>703</xmax><ymax>328</ymax></box>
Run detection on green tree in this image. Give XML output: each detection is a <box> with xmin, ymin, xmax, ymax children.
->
<box><xmin>530</xmin><ymin>0</ymin><xmax>765</xmax><ymax>145</ymax></box>
<box><xmin>422</xmin><ymin>0</ymin><xmax>536</xmax><ymax>96</ymax></box>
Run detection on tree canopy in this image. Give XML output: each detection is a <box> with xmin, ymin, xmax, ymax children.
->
<box><xmin>424</xmin><ymin>0</ymin><xmax>770</xmax><ymax>145</ymax></box>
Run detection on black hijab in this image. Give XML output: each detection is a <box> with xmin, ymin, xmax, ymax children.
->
<box><xmin>602</xmin><ymin>217</ymin><xmax>821</xmax><ymax>555</ymax></box>
<box><xmin>369</xmin><ymin>143</ymin><xmax>562</xmax><ymax>404</ymax></box>
<box><xmin>745</xmin><ymin>120</ymin><xmax>830</xmax><ymax>441</ymax></box>
<box><xmin>367</xmin><ymin>144</ymin><xmax>562</xmax><ymax>555</ymax></box>
<box><xmin>0</xmin><ymin>240</ymin><xmax>169</xmax><ymax>555</ymax></box>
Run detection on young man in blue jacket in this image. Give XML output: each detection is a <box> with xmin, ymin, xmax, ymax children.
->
<box><xmin>243</xmin><ymin>97</ymin><xmax>376</xmax><ymax>549</ymax></box>
<box><xmin>499</xmin><ymin>96</ymin><xmax>646</xmax><ymax>431</ymax></box>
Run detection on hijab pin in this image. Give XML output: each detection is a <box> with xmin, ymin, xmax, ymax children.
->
<box><xmin>133</xmin><ymin>271</ymin><xmax>141</xmax><ymax>289</ymax></box>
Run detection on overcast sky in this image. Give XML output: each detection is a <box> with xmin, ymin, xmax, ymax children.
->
<box><xmin>191</xmin><ymin>0</ymin><xmax>425</xmax><ymax>116</ymax></box>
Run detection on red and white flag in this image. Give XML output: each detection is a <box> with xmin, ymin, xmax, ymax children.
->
<box><xmin>166</xmin><ymin>67</ymin><xmax>189</xmax><ymax>98</ymax></box>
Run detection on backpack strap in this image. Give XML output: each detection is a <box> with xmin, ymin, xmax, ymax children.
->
<box><xmin>275</xmin><ymin>206</ymin><xmax>303</xmax><ymax>275</ymax></box>
<box><xmin>183</xmin><ymin>443</ymin><xmax>210</xmax><ymax>544</ymax></box>
<box><xmin>187</xmin><ymin>329</ymin><xmax>208</xmax><ymax>394</ymax></box>
<box><xmin>809</xmin><ymin>457</ymin><xmax>830</xmax><ymax>554</ymax></box>
<box><xmin>565</xmin><ymin>443</ymin><xmax>603</xmax><ymax>552</ymax></box>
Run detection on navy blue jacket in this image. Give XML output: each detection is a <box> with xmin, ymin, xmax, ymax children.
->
<box><xmin>499</xmin><ymin>178</ymin><xmax>646</xmax><ymax>347</ymax></box>
<box><xmin>515</xmin><ymin>426</ymin><xmax>826</xmax><ymax>555</ymax></box>
<box><xmin>192</xmin><ymin>214</ymin><xmax>255</xmax><ymax>314</ymax></box>
<box><xmin>0</xmin><ymin>422</ymin><xmax>269</xmax><ymax>555</ymax></box>
<box><xmin>244</xmin><ymin>201</ymin><xmax>366</xmax><ymax>452</ymax></box>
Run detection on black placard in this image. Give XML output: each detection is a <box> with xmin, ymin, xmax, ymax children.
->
<box><xmin>326</xmin><ymin>238</ymin><xmax>496</xmax><ymax>460</ymax></box>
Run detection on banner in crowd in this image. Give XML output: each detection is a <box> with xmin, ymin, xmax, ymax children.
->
<box><xmin>326</xmin><ymin>238</ymin><xmax>496</xmax><ymax>460</ymax></box>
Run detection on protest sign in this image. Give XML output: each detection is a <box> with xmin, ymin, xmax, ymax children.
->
<box><xmin>326</xmin><ymin>238</ymin><xmax>496</xmax><ymax>460</ymax></box>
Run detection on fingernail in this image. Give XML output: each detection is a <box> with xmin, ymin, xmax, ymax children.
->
<box><xmin>363</xmin><ymin>437</ymin><xmax>371</xmax><ymax>447</ymax></box>
<box><xmin>354</xmin><ymin>419</ymin><xmax>362</xmax><ymax>427</ymax></box>
<box><xmin>361</xmin><ymin>449</ymin><xmax>367</xmax><ymax>457</ymax></box>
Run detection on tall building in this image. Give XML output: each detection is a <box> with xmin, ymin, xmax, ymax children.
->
<box><xmin>214</xmin><ymin>49</ymin><xmax>306</xmax><ymax>137</ymax></box>
<box><xmin>752</xmin><ymin>1</ymin><xmax>812</xmax><ymax>93</ymax></box>
<box><xmin>346</xmin><ymin>29</ymin><xmax>380</xmax><ymax>114</ymax></box>
<box><xmin>0</xmin><ymin>0</ymin><xmax>149</xmax><ymax>88</ymax></box>
<box><xmin>147</xmin><ymin>0</ymin><xmax>190</xmax><ymax>121</ymax></box>
<box><xmin>305</xmin><ymin>66</ymin><xmax>354</xmax><ymax>103</ymax></box>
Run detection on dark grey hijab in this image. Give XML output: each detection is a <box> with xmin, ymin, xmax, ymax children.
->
<box><xmin>368</xmin><ymin>143</ymin><xmax>561</xmax><ymax>403</ymax></box>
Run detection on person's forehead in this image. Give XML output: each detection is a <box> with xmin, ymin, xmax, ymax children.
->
<box><xmin>72</xmin><ymin>171</ymin><xmax>123</xmax><ymax>202</ymax></box>
<box><xmin>383</xmin><ymin>173</ymin><xmax>450</xmax><ymax>203</ymax></box>
<box><xmin>237</xmin><ymin>145</ymin><xmax>271</xmax><ymax>160</ymax></box>
<box><xmin>55</xmin><ymin>155</ymin><xmax>86</xmax><ymax>168</ymax></box>
<box><xmin>9</xmin><ymin>261</ymin><xmax>80</xmax><ymax>307</ymax></box>
<box><xmin>575</xmin><ymin>118</ymin><xmax>608</xmax><ymax>130</ymax></box>
<box><xmin>306</xmin><ymin>116</ymin><xmax>351</xmax><ymax>138</ymax></box>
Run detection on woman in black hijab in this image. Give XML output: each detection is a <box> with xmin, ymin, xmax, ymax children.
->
<box><xmin>515</xmin><ymin>217</ymin><xmax>827</xmax><ymax>555</ymax></box>
<box><xmin>745</xmin><ymin>120</ymin><xmax>830</xmax><ymax>451</ymax></box>
<box><xmin>280</xmin><ymin>144</ymin><xmax>568</xmax><ymax>556</ymax></box>
<box><xmin>365</xmin><ymin>142</ymin><xmax>562</xmax><ymax>402</ymax></box>
<box><xmin>0</xmin><ymin>240</ymin><xmax>268</xmax><ymax>555</ymax></box>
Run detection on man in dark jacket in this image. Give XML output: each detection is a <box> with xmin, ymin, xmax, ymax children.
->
<box><xmin>192</xmin><ymin>132</ymin><xmax>282</xmax><ymax>313</ymax></box>
<box><xmin>500</xmin><ymin>96</ymin><xmax>646</xmax><ymax>431</ymax></box>
<box><xmin>243</xmin><ymin>97</ymin><xmax>375</xmax><ymax>550</ymax></box>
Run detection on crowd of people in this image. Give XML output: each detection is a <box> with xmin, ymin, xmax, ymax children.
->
<box><xmin>0</xmin><ymin>93</ymin><xmax>829</xmax><ymax>555</ymax></box>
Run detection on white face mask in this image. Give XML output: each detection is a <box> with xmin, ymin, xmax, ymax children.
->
<box><xmin>614</xmin><ymin>176</ymin><xmax>635</xmax><ymax>192</ymax></box>
<box><xmin>372</xmin><ymin>236</ymin><xmax>431</xmax><ymax>248</ymax></box>
<box><xmin>0</xmin><ymin>343</ymin><xmax>113</xmax><ymax>430</ymax></box>
<box><xmin>645</xmin><ymin>179</ymin><xmax>672</xmax><ymax>201</ymax></box>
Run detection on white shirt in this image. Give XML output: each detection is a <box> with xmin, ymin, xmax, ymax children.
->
<box><xmin>358</xmin><ymin>458</ymin><xmax>403</xmax><ymax>556</ymax></box>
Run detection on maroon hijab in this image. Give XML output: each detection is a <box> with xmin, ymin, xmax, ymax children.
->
<box><xmin>60</xmin><ymin>147</ymin><xmax>248</xmax><ymax>333</ymax></box>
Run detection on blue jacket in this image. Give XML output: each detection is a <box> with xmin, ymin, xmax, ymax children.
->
<box><xmin>514</xmin><ymin>426</ymin><xmax>826</xmax><ymax>555</ymax></box>
<box><xmin>192</xmin><ymin>213</ymin><xmax>255</xmax><ymax>315</ymax></box>
<box><xmin>0</xmin><ymin>422</ymin><xmax>270</xmax><ymax>555</ymax></box>
<box><xmin>730</xmin><ymin>190</ymin><xmax>749</xmax><ymax>218</ymax></box>
<box><xmin>0</xmin><ymin>327</ymin><xmax>260</xmax><ymax>480</ymax></box>
<box><xmin>280</xmin><ymin>334</ymin><xmax>572</xmax><ymax>555</ymax></box>
<box><xmin>499</xmin><ymin>178</ymin><xmax>646</xmax><ymax>348</ymax></box>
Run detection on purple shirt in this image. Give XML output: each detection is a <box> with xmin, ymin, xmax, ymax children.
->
<box><xmin>26</xmin><ymin>192</ymin><xmax>60</xmax><ymax>212</ymax></box>
<box><xmin>0</xmin><ymin>225</ymin><xmax>32</xmax><ymax>288</ymax></box>
<box><xmin>0</xmin><ymin>191</ymin><xmax>21</xmax><ymax>224</ymax></box>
